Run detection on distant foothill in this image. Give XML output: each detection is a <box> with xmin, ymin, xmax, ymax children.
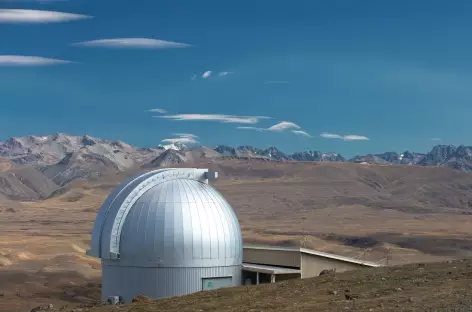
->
<box><xmin>0</xmin><ymin>133</ymin><xmax>470</xmax><ymax>201</ymax></box>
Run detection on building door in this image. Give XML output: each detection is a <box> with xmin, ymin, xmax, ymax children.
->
<box><xmin>202</xmin><ymin>276</ymin><xmax>233</xmax><ymax>291</ymax></box>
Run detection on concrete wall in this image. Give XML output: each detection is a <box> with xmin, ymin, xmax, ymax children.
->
<box><xmin>300</xmin><ymin>253</ymin><xmax>368</xmax><ymax>278</ymax></box>
<box><xmin>243</xmin><ymin>248</ymin><xmax>301</xmax><ymax>268</ymax></box>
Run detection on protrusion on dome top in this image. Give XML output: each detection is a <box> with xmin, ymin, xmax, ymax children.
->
<box><xmin>86</xmin><ymin>168</ymin><xmax>242</xmax><ymax>302</ymax></box>
<box><xmin>205</xmin><ymin>171</ymin><xmax>218</xmax><ymax>180</ymax></box>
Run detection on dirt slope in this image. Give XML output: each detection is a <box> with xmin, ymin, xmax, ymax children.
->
<box><xmin>65</xmin><ymin>258</ymin><xmax>472</xmax><ymax>312</ymax></box>
<box><xmin>0</xmin><ymin>166</ymin><xmax>59</xmax><ymax>200</ymax></box>
<box><xmin>2</xmin><ymin>161</ymin><xmax>472</xmax><ymax>311</ymax></box>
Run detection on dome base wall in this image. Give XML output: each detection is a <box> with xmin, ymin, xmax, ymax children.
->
<box><xmin>101</xmin><ymin>262</ymin><xmax>242</xmax><ymax>302</ymax></box>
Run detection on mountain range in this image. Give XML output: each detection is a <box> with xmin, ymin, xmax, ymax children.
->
<box><xmin>0</xmin><ymin>133</ymin><xmax>471</xmax><ymax>200</ymax></box>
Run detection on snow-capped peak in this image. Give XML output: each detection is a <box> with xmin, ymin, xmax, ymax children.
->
<box><xmin>158</xmin><ymin>142</ymin><xmax>186</xmax><ymax>151</ymax></box>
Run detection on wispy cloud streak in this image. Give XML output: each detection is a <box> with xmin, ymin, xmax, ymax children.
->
<box><xmin>267</xmin><ymin>121</ymin><xmax>300</xmax><ymax>132</ymax></box>
<box><xmin>162</xmin><ymin>133</ymin><xmax>199</xmax><ymax>144</ymax></box>
<box><xmin>0</xmin><ymin>9</ymin><xmax>90</xmax><ymax>23</ymax></box>
<box><xmin>161</xmin><ymin>137</ymin><xmax>197</xmax><ymax>144</ymax></box>
<box><xmin>155</xmin><ymin>113</ymin><xmax>270</xmax><ymax>124</ymax></box>
<box><xmin>202</xmin><ymin>71</ymin><xmax>212</xmax><ymax>79</ymax></box>
<box><xmin>147</xmin><ymin>108</ymin><xmax>167</xmax><ymax>114</ymax></box>
<box><xmin>320</xmin><ymin>132</ymin><xmax>369</xmax><ymax>141</ymax></box>
<box><xmin>173</xmin><ymin>133</ymin><xmax>198</xmax><ymax>139</ymax></box>
<box><xmin>237</xmin><ymin>126</ymin><xmax>265</xmax><ymax>131</ymax></box>
<box><xmin>73</xmin><ymin>38</ymin><xmax>192</xmax><ymax>49</ymax></box>
<box><xmin>237</xmin><ymin>121</ymin><xmax>310</xmax><ymax>137</ymax></box>
<box><xmin>218</xmin><ymin>71</ymin><xmax>233</xmax><ymax>77</ymax></box>
<box><xmin>292</xmin><ymin>130</ymin><xmax>312</xmax><ymax>137</ymax></box>
<box><xmin>0</xmin><ymin>55</ymin><xmax>73</xmax><ymax>66</ymax></box>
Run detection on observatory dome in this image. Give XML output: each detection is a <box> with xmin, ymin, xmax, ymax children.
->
<box><xmin>87</xmin><ymin>168</ymin><xmax>243</xmax><ymax>302</ymax></box>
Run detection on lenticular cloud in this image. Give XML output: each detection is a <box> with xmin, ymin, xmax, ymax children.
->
<box><xmin>0</xmin><ymin>55</ymin><xmax>73</xmax><ymax>66</ymax></box>
<box><xmin>73</xmin><ymin>38</ymin><xmax>192</xmax><ymax>49</ymax></box>
<box><xmin>0</xmin><ymin>9</ymin><xmax>90</xmax><ymax>23</ymax></box>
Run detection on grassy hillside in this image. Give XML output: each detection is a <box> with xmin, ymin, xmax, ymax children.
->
<box><xmin>68</xmin><ymin>258</ymin><xmax>472</xmax><ymax>312</ymax></box>
<box><xmin>3</xmin><ymin>161</ymin><xmax>472</xmax><ymax>311</ymax></box>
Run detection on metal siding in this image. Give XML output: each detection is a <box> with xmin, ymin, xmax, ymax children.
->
<box><xmin>164</xmin><ymin>191</ymin><xmax>174</xmax><ymax>263</ymax></box>
<box><xmin>173</xmin><ymin>191</ymin><xmax>184</xmax><ymax>262</ymax></box>
<box><xmin>189</xmin><ymin>200</ymin><xmax>202</xmax><ymax>260</ymax></box>
<box><xmin>300</xmin><ymin>253</ymin><xmax>367</xmax><ymax>278</ymax></box>
<box><xmin>101</xmin><ymin>169</ymin><xmax>171</xmax><ymax>259</ymax></box>
<box><xmin>90</xmin><ymin>169</ymin><xmax>169</xmax><ymax>258</ymax></box>
<box><xmin>209</xmin><ymin>186</ymin><xmax>230</xmax><ymax>261</ymax></box>
<box><xmin>212</xmin><ymin>200</ymin><xmax>227</xmax><ymax>262</ymax></box>
<box><xmin>191</xmin><ymin>181</ymin><xmax>211</xmax><ymax>260</ymax></box>
<box><xmin>243</xmin><ymin>249</ymin><xmax>301</xmax><ymax>268</ymax></box>
<box><xmin>202</xmin><ymin>277</ymin><xmax>233</xmax><ymax>290</ymax></box>
<box><xmin>181</xmin><ymin>193</ymin><xmax>193</xmax><ymax>261</ymax></box>
<box><xmin>156</xmin><ymin>202</ymin><xmax>166</xmax><ymax>263</ymax></box>
<box><xmin>209</xmin><ymin>202</ymin><xmax>223</xmax><ymax>260</ymax></box>
<box><xmin>89</xmin><ymin>168</ymin><xmax>243</xmax><ymax>301</ymax></box>
<box><xmin>104</xmin><ymin>169</ymin><xmax>206</xmax><ymax>259</ymax></box>
<box><xmin>100</xmin><ymin>172</ymin><xmax>242</xmax><ymax>268</ymax></box>
<box><xmin>207</xmin><ymin>185</ymin><xmax>241</xmax><ymax>263</ymax></box>
<box><xmin>101</xmin><ymin>263</ymin><xmax>241</xmax><ymax>303</ymax></box>
<box><xmin>145</xmin><ymin>193</ymin><xmax>158</xmax><ymax>262</ymax></box>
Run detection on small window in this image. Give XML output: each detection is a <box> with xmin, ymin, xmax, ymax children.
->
<box><xmin>201</xmin><ymin>276</ymin><xmax>233</xmax><ymax>291</ymax></box>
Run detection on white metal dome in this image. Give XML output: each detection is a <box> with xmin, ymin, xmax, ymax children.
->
<box><xmin>87</xmin><ymin>168</ymin><xmax>243</xmax><ymax>301</ymax></box>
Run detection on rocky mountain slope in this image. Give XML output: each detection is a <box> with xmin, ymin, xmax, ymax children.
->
<box><xmin>0</xmin><ymin>133</ymin><xmax>471</xmax><ymax>200</ymax></box>
<box><xmin>216</xmin><ymin>144</ymin><xmax>472</xmax><ymax>173</ymax></box>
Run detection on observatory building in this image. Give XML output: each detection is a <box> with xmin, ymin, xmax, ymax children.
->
<box><xmin>87</xmin><ymin>168</ymin><xmax>243</xmax><ymax>303</ymax></box>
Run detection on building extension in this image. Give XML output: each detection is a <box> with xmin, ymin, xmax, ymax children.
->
<box><xmin>87</xmin><ymin>168</ymin><xmax>381</xmax><ymax>303</ymax></box>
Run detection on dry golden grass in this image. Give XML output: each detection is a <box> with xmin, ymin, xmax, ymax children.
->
<box><xmin>0</xmin><ymin>157</ymin><xmax>13</xmax><ymax>172</ymax></box>
<box><xmin>1</xmin><ymin>160</ymin><xmax>472</xmax><ymax>310</ymax></box>
<box><xmin>71</xmin><ymin>258</ymin><xmax>472</xmax><ymax>312</ymax></box>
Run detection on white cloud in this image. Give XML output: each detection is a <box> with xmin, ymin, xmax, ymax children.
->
<box><xmin>193</xmin><ymin>71</ymin><xmax>232</xmax><ymax>80</ymax></box>
<box><xmin>155</xmin><ymin>113</ymin><xmax>270</xmax><ymax>124</ymax></box>
<box><xmin>238</xmin><ymin>121</ymin><xmax>308</xmax><ymax>137</ymax></box>
<box><xmin>320</xmin><ymin>133</ymin><xmax>343</xmax><ymax>139</ymax></box>
<box><xmin>202</xmin><ymin>71</ymin><xmax>212</xmax><ymax>79</ymax></box>
<box><xmin>218</xmin><ymin>71</ymin><xmax>233</xmax><ymax>77</ymax></box>
<box><xmin>344</xmin><ymin>135</ymin><xmax>369</xmax><ymax>141</ymax></box>
<box><xmin>162</xmin><ymin>133</ymin><xmax>199</xmax><ymax>144</ymax></box>
<box><xmin>73</xmin><ymin>38</ymin><xmax>192</xmax><ymax>49</ymax></box>
<box><xmin>236</xmin><ymin>126</ymin><xmax>265</xmax><ymax>131</ymax></box>
<box><xmin>320</xmin><ymin>132</ymin><xmax>369</xmax><ymax>141</ymax></box>
<box><xmin>0</xmin><ymin>9</ymin><xmax>90</xmax><ymax>23</ymax></box>
<box><xmin>162</xmin><ymin>137</ymin><xmax>197</xmax><ymax>144</ymax></box>
<box><xmin>264</xmin><ymin>81</ymin><xmax>291</xmax><ymax>84</ymax></box>
<box><xmin>173</xmin><ymin>133</ymin><xmax>198</xmax><ymax>139</ymax></box>
<box><xmin>147</xmin><ymin>108</ymin><xmax>167</xmax><ymax>114</ymax></box>
<box><xmin>292</xmin><ymin>130</ymin><xmax>312</xmax><ymax>137</ymax></box>
<box><xmin>267</xmin><ymin>121</ymin><xmax>301</xmax><ymax>132</ymax></box>
<box><xmin>0</xmin><ymin>55</ymin><xmax>73</xmax><ymax>66</ymax></box>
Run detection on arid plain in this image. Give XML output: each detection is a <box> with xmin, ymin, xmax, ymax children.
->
<box><xmin>1</xmin><ymin>160</ymin><xmax>472</xmax><ymax>311</ymax></box>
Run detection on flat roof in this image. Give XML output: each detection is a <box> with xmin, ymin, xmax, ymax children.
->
<box><xmin>242</xmin><ymin>263</ymin><xmax>301</xmax><ymax>275</ymax></box>
<box><xmin>243</xmin><ymin>245</ymin><xmax>382</xmax><ymax>267</ymax></box>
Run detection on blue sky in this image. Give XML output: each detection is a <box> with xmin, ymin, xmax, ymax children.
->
<box><xmin>1</xmin><ymin>0</ymin><xmax>471</xmax><ymax>157</ymax></box>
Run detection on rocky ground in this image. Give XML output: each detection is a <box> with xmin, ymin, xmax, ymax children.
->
<box><xmin>27</xmin><ymin>258</ymin><xmax>472</xmax><ymax>312</ymax></box>
<box><xmin>2</xmin><ymin>160</ymin><xmax>472</xmax><ymax>311</ymax></box>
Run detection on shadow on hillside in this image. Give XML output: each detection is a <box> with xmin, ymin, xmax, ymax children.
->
<box><xmin>316</xmin><ymin>232</ymin><xmax>472</xmax><ymax>256</ymax></box>
<box><xmin>0</xmin><ymin>269</ymin><xmax>101</xmax><ymax>310</ymax></box>
<box><xmin>253</xmin><ymin>229</ymin><xmax>472</xmax><ymax>257</ymax></box>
